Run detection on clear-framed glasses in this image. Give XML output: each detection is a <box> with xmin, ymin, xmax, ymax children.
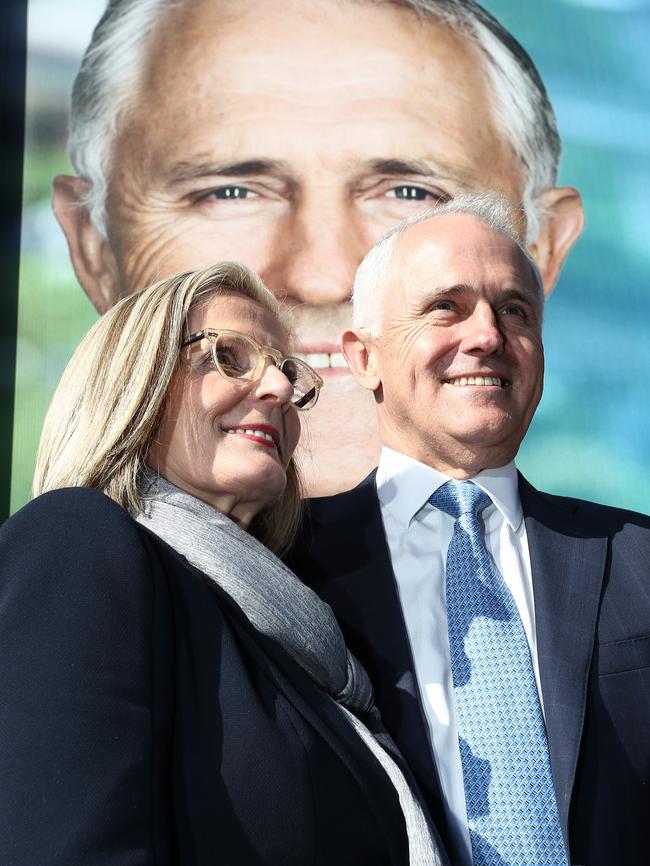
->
<box><xmin>181</xmin><ymin>329</ymin><xmax>323</xmax><ymax>410</ymax></box>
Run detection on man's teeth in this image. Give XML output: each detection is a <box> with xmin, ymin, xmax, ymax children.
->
<box><xmin>296</xmin><ymin>352</ymin><xmax>347</xmax><ymax>369</ymax></box>
<box><xmin>227</xmin><ymin>428</ymin><xmax>276</xmax><ymax>444</ymax></box>
<box><xmin>447</xmin><ymin>376</ymin><xmax>503</xmax><ymax>387</ymax></box>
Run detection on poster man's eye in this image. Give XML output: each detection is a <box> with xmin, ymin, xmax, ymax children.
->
<box><xmin>210</xmin><ymin>186</ymin><xmax>258</xmax><ymax>200</ymax></box>
<box><xmin>388</xmin><ymin>185</ymin><xmax>433</xmax><ymax>200</ymax></box>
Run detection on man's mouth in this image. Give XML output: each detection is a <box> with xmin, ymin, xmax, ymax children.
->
<box><xmin>444</xmin><ymin>375</ymin><xmax>507</xmax><ymax>388</ymax></box>
<box><xmin>295</xmin><ymin>350</ymin><xmax>347</xmax><ymax>371</ymax></box>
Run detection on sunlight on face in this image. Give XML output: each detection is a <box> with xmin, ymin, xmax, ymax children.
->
<box><xmin>372</xmin><ymin>214</ymin><xmax>544</xmax><ymax>476</ymax></box>
<box><xmin>148</xmin><ymin>294</ymin><xmax>301</xmax><ymax>526</ymax></box>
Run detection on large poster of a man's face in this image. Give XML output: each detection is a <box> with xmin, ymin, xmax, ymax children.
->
<box><xmin>12</xmin><ymin>0</ymin><xmax>650</xmax><ymax>511</ymax></box>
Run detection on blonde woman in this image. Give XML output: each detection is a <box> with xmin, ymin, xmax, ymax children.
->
<box><xmin>0</xmin><ymin>263</ymin><xmax>445</xmax><ymax>866</ymax></box>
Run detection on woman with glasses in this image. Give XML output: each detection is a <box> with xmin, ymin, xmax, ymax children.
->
<box><xmin>0</xmin><ymin>263</ymin><xmax>443</xmax><ymax>866</ymax></box>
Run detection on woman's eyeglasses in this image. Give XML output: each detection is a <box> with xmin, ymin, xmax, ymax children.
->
<box><xmin>182</xmin><ymin>329</ymin><xmax>323</xmax><ymax>410</ymax></box>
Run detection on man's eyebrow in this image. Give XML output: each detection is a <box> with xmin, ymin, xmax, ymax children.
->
<box><xmin>360</xmin><ymin>157</ymin><xmax>469</xmax><ymax>182</ymax></box>
<box><xmin>421</xmin><ymin>284</ymin><xmax>539</xmax><ymax>304</ymax></box>
<box><xmin>410</xmin><ymin>284</ymin><xmax>467</xmax><ymax>307</ymax></box>
<box><xmin>500</xmin><ymin>287</ymin><xmax>539</xmax><ymax>304</ymax></box>
<box><xmin>165</xmin><ymin>158</ymin><xmax>294</xmax><ymax>183</ymax></box>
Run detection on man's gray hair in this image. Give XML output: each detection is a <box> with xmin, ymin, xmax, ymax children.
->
<box><xmin>69</xmin><ymin>0</ymin><xmax>560</xmax><ymax>243</ymax></box>
<box><xmin>352</xmin><ymin>192</ymin><xmax>544</xmax><ymax>336</ymax></box>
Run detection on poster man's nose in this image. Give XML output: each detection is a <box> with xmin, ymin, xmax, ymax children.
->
<box><xmin>274</xmin><ymin>204</ymin><xmax>367</xmax><ymax>306</ymax></box>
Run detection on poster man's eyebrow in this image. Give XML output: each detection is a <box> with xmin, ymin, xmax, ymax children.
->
<box><xmin>361</xmin><ymin>157</ymin><xmax>464</xmax><ymax>180</ymax></box>
<box><xmin>166</xmin><ymin>158</ymin><xmax>294</xmax><ymax>182</ymax></box>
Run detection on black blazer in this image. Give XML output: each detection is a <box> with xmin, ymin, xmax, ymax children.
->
<box><xmin>0</xmin><ymin>488</ymin><xmax>416</xmax><ymax>866</ymax></box>
<box><xmin>288</xmin><ymin>472</ymin><xmax>650</xmax><ymax>866</ymax></box>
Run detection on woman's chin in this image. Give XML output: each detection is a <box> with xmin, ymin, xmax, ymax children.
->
<box><xmin>242</xmin><ymin>461</ymin><xmax>288</xmax><ymax>508</ymax></box>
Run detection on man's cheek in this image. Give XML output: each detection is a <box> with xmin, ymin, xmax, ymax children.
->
<box><xmin>113</xmin><ymin>221</ymin><xmax>210</xmax><ymax>289</ymax></box>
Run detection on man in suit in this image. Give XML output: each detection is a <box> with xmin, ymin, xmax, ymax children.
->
<box><xmin>51</xmin><ymin>0</ymin><xmax>583</xmax><ymax>497</ymax></box>
<box><xmin>289</xmin><ymin>193</ymin><xmax>650</xmax><ymax>866</ymax></box>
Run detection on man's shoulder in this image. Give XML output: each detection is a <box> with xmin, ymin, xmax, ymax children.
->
<box><xmin>520</xmin><ymin>475</ymin><xmax>650</xmax><ymax>536</ymax></box>
<box><xmin>288</xmin><ymin>472</ymin><xmax>383</xmax><ymax>579</ymax></box>
<box><xmin>303</xmin><ymin>471</ymin><xmax>379</xmax><ymax>525</ymax></box>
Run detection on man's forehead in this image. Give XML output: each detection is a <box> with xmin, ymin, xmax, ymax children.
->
<box><xmin>390</xmin><ymin>215</ymin><xmax>539</xmax><ymax>297</ymax></box>
<box><xmin>399</xmin><ymin>214</ymin><xmax>524</xmax><ymax>262</ymax></box>
<box><xmin>117</xmin><ymin>0</ymin><xmax>521</xmax><ymax>202</ymax></box>
<box><xmin>140</xmin><ymin>0</ymin><xmax>489</xmax><ymax>110</ymax></box>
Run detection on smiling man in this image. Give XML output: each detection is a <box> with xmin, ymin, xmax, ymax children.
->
<box><xmin>53</xmin><ymin>0</ymin><xmax>583</xmax><ymax>495</ymax></box>
<box><xmin>288</xmin><ymin>194</ymin><xmax>650</xmax><ymax>866</ymax></box>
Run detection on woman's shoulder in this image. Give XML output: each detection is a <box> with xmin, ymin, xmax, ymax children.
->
<box><xmin>6</xmin><ymin>486</ymin><xmax>130</xmax><ymax>527</ymax></box>
<box><xmin>3</xmin><ymin>487</ymin><xmax>145</xmax><ymax>549</ymax></box>
<box><xmin>0</xmin><ymin>488</ymin><xmax>158</xmax><ymax>600</ymax></box>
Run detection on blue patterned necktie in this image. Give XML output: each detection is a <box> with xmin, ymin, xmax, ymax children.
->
<box><xmin>429</xmin><ymin>480</ymin><xmax>568</xmax><ymax>866</ymax></box>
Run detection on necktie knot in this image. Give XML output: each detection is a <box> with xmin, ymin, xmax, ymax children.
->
<box><xmin>429</xmin><ymin>479</ymin><xmax>492</xmax><ymax>521</ymax></box>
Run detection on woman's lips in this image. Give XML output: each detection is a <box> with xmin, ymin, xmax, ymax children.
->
<box><xmin>223</xmin><ymin>424</ymin><xmax>280</xmax><ymax>452</ymax></box>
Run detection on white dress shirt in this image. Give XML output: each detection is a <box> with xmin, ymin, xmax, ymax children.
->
<box><xmin>376</xmin><ymin>447</ymin><xmax>543</xmax><ymax>866</ymax></box>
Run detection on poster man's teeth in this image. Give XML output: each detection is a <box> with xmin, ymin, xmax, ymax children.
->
<box><xmin>296</xmin><ymin>352</ymin><xmax>347</xmax><ymax>368</ymax></box>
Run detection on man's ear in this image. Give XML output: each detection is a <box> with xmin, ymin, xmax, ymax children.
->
<box><xmin>341</xmin><ymin>329</ymin><xmax>382</xmax><ymax>392</ymax></box>
<box><xmin>52</xmin><ymin>174</ymin><xmax>122</xmax><ymax>313</ymax></box>
<box><xmin>527</xmin><ymin>186</ymin><xmax>584</xmax><ymax>297</ymax></box>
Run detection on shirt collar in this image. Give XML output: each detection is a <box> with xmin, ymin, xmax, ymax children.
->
<box><xmin>376</xmin><ymin>446</ymin><xmax>523</xmax><ymax>531</ymax></box>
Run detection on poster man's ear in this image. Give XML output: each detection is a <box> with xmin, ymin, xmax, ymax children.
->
<box><xmin>341</xmin><ymin>329</ymin><xmax>382</xmax><ymax>392</ymax></box>
<box><xmin>527</xmin><ymin>186</ymin><xmax>585</xmax><ymax>297</ymax></box>
<box><xmin>52</xmin><ymin>175</ymin><xmax>121</xmax><ymax>313</ymax></box>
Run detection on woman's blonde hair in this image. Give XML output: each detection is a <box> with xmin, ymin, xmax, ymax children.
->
<box><xmin>34</xmin><ymin>262</ymin><xmax>303</xmax><ymax>555</ymax></box>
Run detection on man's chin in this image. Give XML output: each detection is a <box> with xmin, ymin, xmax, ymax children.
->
<box><xmin>442</xmin><ymin>424</ymin><xmax>521</xmax><ymax>468</ymax></box>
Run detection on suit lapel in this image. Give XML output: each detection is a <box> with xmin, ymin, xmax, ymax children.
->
<box><xmin>297</xmin><ymin>474</ymin><xmax>449</xmax><ymax>841</ymax></box>
<box><xmin>519</xmin><ymin>476</ymin><xmax>607</xmax><ymax>837</ymax></box>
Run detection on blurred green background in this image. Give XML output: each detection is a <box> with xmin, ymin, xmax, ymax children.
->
<box><xmin>12</xmin><ymin>0</ymin><xmax>650</xmax><ymax>514</ymax></box>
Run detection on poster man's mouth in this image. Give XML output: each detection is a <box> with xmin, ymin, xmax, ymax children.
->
<box><xmin>294</xmin><ymin>349</ymin><xmax>348</xmax><ymax>371</ymax></box>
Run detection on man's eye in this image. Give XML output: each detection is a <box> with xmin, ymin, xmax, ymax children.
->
<box><xmin>208</xmin><ymin>186</ymin><xmax>258</xmax><ymax>200</ymax></box>
<box><xmin>387</xmin><ymin>185</ymin><xmax>431</xmax><ymax>201</ymax></box>
<box><xmin>386</xmin><ymin>185</ymin><xmax>449</xmax><ymax>202</ymax></box>
<box><xmin>432</xmin><ymin>301</ymin><xmax>454</xmax><ymax>312</ymax></box>
<box><xmin>501</xmin><ymin>304</ymin><xmax>526</xmax><ymax>317</ymax></box>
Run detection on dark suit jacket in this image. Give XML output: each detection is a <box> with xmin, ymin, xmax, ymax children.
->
<box><xmin>288</xmin><ymin>472</ymin><xmax>650</xmax><ymax>866</ymax></box>
<box><xmin>0</xmin><ymin>487</ymin><xmax>416</xmax><ymax>866</ymax></box>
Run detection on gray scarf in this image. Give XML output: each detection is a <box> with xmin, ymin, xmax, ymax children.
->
<box><xmin>133</xmin><ymin>471</ymin><xmax>445</xmax><ymax>866</ymax></box>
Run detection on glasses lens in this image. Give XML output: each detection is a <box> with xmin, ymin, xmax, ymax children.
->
<box><xmin>213</xmin><ymin>333</ymin><xmax>259</xmax><ymax>380</ymax></box>
<box><xmin>281</xmin><ymin>358</ymin><xmax>320</xmax><ymax>409</ymax></box>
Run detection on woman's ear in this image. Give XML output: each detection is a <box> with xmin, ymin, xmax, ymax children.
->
<box><xmin>52</xmin><ymin>174</ymin><xmax>122</xmax><ymax>313</ymax></box>
<box><xmin>341</xmin><ymin>329</ymin><xmax>382</xmax><ymax>392</ymax></box>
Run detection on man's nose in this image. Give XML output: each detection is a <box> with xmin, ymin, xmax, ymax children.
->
<box><xmin>266</xmin><ymin>200</ymin><xmax>367</xmax><ymax>306</ymax></box>
<box><xmin>458</xmin><ymin>303</ymin><xmax>505</xmax><ymax>356</ymax></box>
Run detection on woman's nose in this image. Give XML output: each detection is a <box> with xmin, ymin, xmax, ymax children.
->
<box><xmin>255</xmin><ymin>359</ymin><xmax>296</xmax><ymax>404</ymax></box>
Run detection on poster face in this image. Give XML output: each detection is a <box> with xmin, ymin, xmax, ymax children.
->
<box><xmin>13</xmin><ymin>0</ymin><xmax>650</xmax><ymax>514</ymax></box>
